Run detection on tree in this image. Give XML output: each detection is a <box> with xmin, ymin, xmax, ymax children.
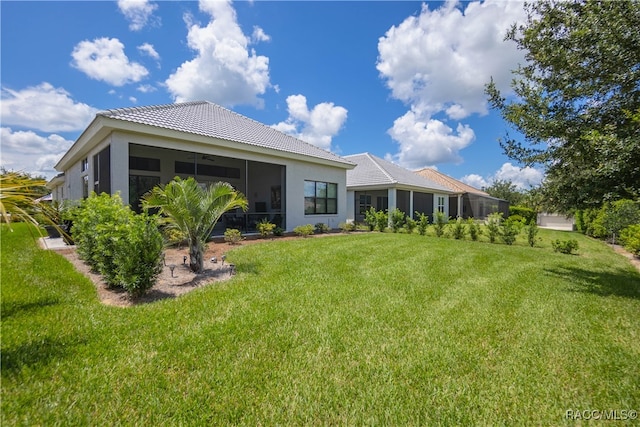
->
<box><xmin>486</xmin><ymin>0</ymin><xmax>640</xmax><ymax>211</ymax></box>
<box><xmin>142</xmin><ymin>177</ymin><xmax>248</xmax><ymax>273</ymax></box>
<box><xmin>484</xmin><ymin>180</ymin><xmax>523</xmax><ymax>206</ymax></box>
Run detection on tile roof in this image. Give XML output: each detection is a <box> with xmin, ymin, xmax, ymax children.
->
<box><xmin>344</xmin><ymin>153</ymin><xmax>452</xmax><ymax>192</ymax></box>
<box><xmin>97</xmin><ymin>101</ymin><xmax>353</xmax><ymax>166</ymax></box>
<box><xmin>414</xmin><ymin>168</ymin><xmax>490</xmax><ymax>195</ymax></box>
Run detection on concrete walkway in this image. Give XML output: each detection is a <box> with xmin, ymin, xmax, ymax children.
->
<box><xmin>39</xmin><ymin>236</ymin><xmax>73</xmax><ymax>250</ymax></box>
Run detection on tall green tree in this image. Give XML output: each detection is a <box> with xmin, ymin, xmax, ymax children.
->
<box><xmin>486</xmin><ymin>0</ymin><xmax>640</xmax><ymax>211</ymax></box>
<box><xmin>142</xmin><ymin>177</ymin><xmax>248</xmax><ymax>273</ymax></box>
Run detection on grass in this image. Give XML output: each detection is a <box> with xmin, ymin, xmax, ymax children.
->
<box><xmin>2</xmin><ymin>224</ymin><xmax>640</xmax><ymax>425</ymax></box>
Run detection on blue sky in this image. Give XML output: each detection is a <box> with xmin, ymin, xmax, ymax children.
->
<box><xmin>1</xmin><ymin>0</ymin><xmax>544</xmax><ymax>189</ymax></box>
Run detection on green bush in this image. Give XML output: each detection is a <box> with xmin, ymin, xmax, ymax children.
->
<box><xmin>433</xmin><ymin>211</ymin><xmax>448</xmax><ymax>237</ymax></box>
<box><xmin>451</xmin><ymin>218</ymin><xmax>466</xmax><ymax>240</ymax></box>
<box><xmin>509</xmin><ymin>206</ymin><xmax>537</xmax><ymax>225</ymax></box>
<box><xmin>375</xmin><ymin>209</ymin><xmax>388</xmax><ymax>232</ymax></box>
<box><xmin>551</xmin><ymin>239</ymin><xmax>579</xmax><ymax>254</ymax></box>
<box><xmin>273</xmin><ymin>226</ymin><xmax>285</xmax><ymax>236</ymax></box>
<box><xmin>72</xmin><ymin>193</ymin><xmax>163</xmax><ymax>295</ymax></box>
<box><xmin>112</xmin><ymin>213</ymin><xmax>163</xmax><ymax>297</ymax></box>
<box><xmin>257</xmin><ymin>218</ymin><xmax>275</xmax><ymax>238</ymax></box>
<box><xmin>294</xmin><ymin>224</ymin><xmax>315</xmax><ymax>237</ymax></box>
<box><xmin>224</xmin><ymin>228</ymin><xmax>243</xmax><ymax>245</ymax></box>
<box><xmin>72</xmin><ymin>192</ymin><xmax>129</xmax><ymax>271</ymax></box>
<box><xmin>404</xmin><ymin>217</ymin><xmax>417</xmax><ymax>234</ymax></box>
<box><xmin>390</xmin><ymin>208</ymin><xmax>406</xmax><ymax>233</ymax></box>
<box><xmin>364</xmin><ymin>207</ymin><xmax>377</xmax><ymax>231</ymax></box>
<box><xmin>620</xmin><ymin>225</ymin><xmax>640</xmax><ymax>256</ymax></box>
<box><xmin>526</xmin><ymin>222</ymin><xmax>540</xmax><ymax>247</ymax></box>
<box><xmin>486</xmin><ymin>212</ymin><xmax>503</xmax><ymax>243</ymax></box>
<box><xmin>315</xmin><ymin>222</ymin><xmax>330</xmax><ymax>234</ymax></box>
<box><xmin>338</xmin><ymin>222</ymin><xmax>355</xmax><ymax>233</ymax></box>
<box><xmin>415</xmin><ymin>212</ymin><xmax>429</xmax><ymax>236</ymax></box>
<box><xmin>467</xmin><ymin>218</ymin><xmax>481</xmax><ymax>241</ymax></box>
<box><xmin>501</xmin><ymin>218</ymin><xmax>521</xmax><ymax>245</ymax></box>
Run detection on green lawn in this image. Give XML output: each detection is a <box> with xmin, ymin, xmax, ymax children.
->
<box><xmin>2</xmin><ymin>224</ymin><xmax>639</xmax><ymax>425</ymax></box>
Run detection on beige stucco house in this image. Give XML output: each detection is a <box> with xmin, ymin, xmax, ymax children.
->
<box><xmin>49</xmin><ymin>101</ymin><xmax>355</xmax><ymax>233</ymax></box>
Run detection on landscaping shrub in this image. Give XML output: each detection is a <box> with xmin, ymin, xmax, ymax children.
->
<box><xmin>501</xmin><ymin>218</ymin><xmax>521</xmax><ymax>245</ymax></box>
<box><xmin>257</xmin><ymin>218</ymin><xmax>275</xmax><ymax>238</ymax></box>
<box><xmin>294</xmin><ymin>224</ymin><xmax>315</xmax><ymax>237</ymax></box>
<box><xmin>72</xmin><ymin>193</ymin><xmax>163</xmax><ymax>295</ymax></box>
<box><xmin>620</xmin><ymin>224</ymin><xmax>640</xmax><ymax>256</ymax></box>
<box><xmin>526</xmin><ymin>222</ymin><xmax>540</xmax><ymax>247</ymax></box>
<box><xmin>390</xmin><ymin>208</ymin><xmax>406</xmax><ymax>233</ymax></box>
<box><xmin>315</xmin><ymin>222</ymin><xmax>330</xmax><ymax>234</ymax></box>
<box><xmin>112</xmin><ymin>213</ymin><xmax>163</xmax><ymax>297</ymax></box>
<box><xmin>273</xmin><ymin>226</ymin><xmax>284</xmax><ymax>236</ymax></box>
<box><xmin>404</xmin><ymin>217</ymin><xmax>417</xmax><ymax>234</ymax></box>
<box><xmin>415</xmin><ymin>212</ymin><xmax>429</xmax><ymax>236</ymax></box>
<box><xmin>509</xmin><ymin>205</ymin><xmax>537</xmax><ymax>225</ymax></box>
<box><xmin>467</xmin><ymin>218</ymin><xmax>481</xmax><ymax>241</ymax></box>
<box><xmin>551</xmin><ymin>239</ymin><xmax>579</xmax><ymax>254</ymax></box>
<box><xmin>486</xmin><ymin>212</ymin><xmax>503</xmax><ymax>243</ymax></box>
<box><xmin>72</xmin><ymin>193</ymin><xmax>132</xmax><ymax>273</ymax></box>
<box><xmin>224</xmin><ymin>228</ymin><xmax>243</xmax><ymax>244</ymax></box>
<box><xmin>364</xmin><ymin>207</ymin><xmax>377</xmax><ymax>231</ymax></box>
<box><xmin>451</xmin><ymin>218</ymin><xmax>466</xmax><ymax>240</ymax></box>
<box><xmin>433</xmin><ymin>211</ymin><xmax>448</xmax><ymax>237</ymax></box>
<box><xmin>339</xmin><ymin>222</ymin><xmax>355</xmax><ymax>233</ymax></box>
<box><xmin>375</xmin><ymin>209</ymin><xmax>388</xmax><ymax>232</ymax></box>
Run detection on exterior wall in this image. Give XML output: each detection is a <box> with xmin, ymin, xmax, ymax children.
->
<box><xmin>287</xmin><ymin>161</ymin><xmax>348</xmax><ymax>231</ymax></box>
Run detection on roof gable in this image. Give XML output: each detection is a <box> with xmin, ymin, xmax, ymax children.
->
<box><xmin>97</xmin><ymin>101</ymin><xmax>353</xmax><ymax>166</ymax></box>
<box><xmin>344</xmin><ymin>153</ymin><xmax>451</xmax><ymax>193</ymax></box>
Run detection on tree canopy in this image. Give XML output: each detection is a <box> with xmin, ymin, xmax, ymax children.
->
<box><xmin>486</xmin><ymin>0</ymin><xmax>640</xmax><ymax>211</ymax></box>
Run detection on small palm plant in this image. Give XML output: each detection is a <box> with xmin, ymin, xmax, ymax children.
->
<box><xmin>0</xmin><ymin>171</ymin><xmax>47</xmax><ymax>230</ymax></box>
<box><xmin>142</xmin><ymin>177</ymin><xmax>248</xmax><ymax>273</ymax></box>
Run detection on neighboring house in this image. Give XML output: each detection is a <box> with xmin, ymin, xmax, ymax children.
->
<box><xmin>49</xmin><ymin>101</ymin><xmax>355</xmax><ymax>233</ymax></box>
<box><xmin>414</xmin><ymin>168</ymin><xmax>509</xmax><ymax>219</ymax></box>
<box><xmin>344</xmin><ymin>153</ymin><xmax>454</xmax><ymax>223</ymax></box>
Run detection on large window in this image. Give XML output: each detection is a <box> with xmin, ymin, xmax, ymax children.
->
<box><xmin>304</xmin><ymin>180</ymin><xmax>337</xmax><ymax>215</ymax></box>
<box><xmin>93</xmin><ymin>146</ymin><xmax>111</xmax><ymax>195</ymax></box>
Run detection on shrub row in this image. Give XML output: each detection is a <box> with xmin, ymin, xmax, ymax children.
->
<box><xmin>575</xmin><ymin>199</ymin><xmax>640</xmax><ymax>254</ymax></box>
<box><xmin>71</xmin><ymin>193</ymin><xmax>164</xmax><ymax>296</ymax></box>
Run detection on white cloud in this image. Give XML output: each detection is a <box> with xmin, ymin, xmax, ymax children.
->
<box><xmin>136</xmin><ymin>84</ymin><xmax>157</xmax><ymax>93</ymax></box>
<box><xmin>459</xmin><ymin>173</ymin><xmax>489</xmax><ymax>190</ymax></box>
<box><xmin>252</xmin><ymin>26</ymin><xmax>270</xmax><ymax>43</ymax></box>
<box><xmin>71</xmin><ymin>37</ymin><xmax>149</xmax><ymax>86</ymax></box>
<box><xmin>137</xmin><ymin>42</ymin><xmax>160</xmax><ymax>60</ymax></box>
<box><xmin>117</xmin><ymin>0</ymin><xmax>159</xmax><ymax>31</ymax></box>
<box><xmin>271</xmin><ymin>94</ymin><xmax>347</xmax><ymax>151</ymax></box>
<box><xmin>165</xmin><ymin>0</ymin><xmax>271</xmax><ymax>107</ymax></box>
<box><xmin>377</xmin><ymin>0</ymin><xmax>527</xmax><ymax>168</ymax></box>
<box><xmin>385</xmin><ymin>109</ymin><xmax>475</xmax><ymax>169</ymax></box>
<box><xmin>1</xmin><ymin>83</ymin><xmax>97</xmax><ymax>132</ymax></box>
<box><xmin>0</xmin><ymin>127</ymin><xmax>74</xmax><ymax>179</ymax></box>
<box><xmin>494</xmin><ymin>162</ymin><xmax>544</xmax><ymax>189</ymax></box>
<box><xmin>460</xmin><ymin>162</ymin><xmax>544</xmax><ymax>191</ymax></box>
